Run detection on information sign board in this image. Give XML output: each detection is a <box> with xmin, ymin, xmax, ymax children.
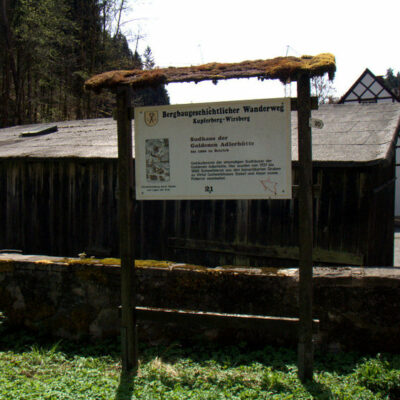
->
<box><xmin>134</xmin><ymin>98</ymin><xmax>291</xmax><ymax>200</ymax></box>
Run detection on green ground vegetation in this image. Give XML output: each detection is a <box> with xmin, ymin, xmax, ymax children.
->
<box><xmin>0</xmin><ymin>312</ymin><xmax>399</xmax><ymax>399</ymax></box>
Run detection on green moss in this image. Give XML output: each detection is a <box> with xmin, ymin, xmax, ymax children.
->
<box><xmin>62</xmin><ymin>258</ymin><xmax>179</xmax><ymax>268</ymax></box>
<box><xmin>85</xmin><ymin>53</ymin><xmax>336</xmax><ymax>92</ymax></box>
<box><xmin>136</xmin><ymin>260</ymin><xmax>173</xmax><ymax>268</ymax></box>
<box><xmin>1</xmin><ymin>255</ymin><xmax>286</xmax><ymax>277</ymax></box>
<box><xmin>100</xmin><ymin>258</ymin><xmax>120</xmax><ymax>265</ymax></box>
<box><xmin>61</xmin><ymin>257</ymin><xmax>121</xmax><ymax>266</ymax></box>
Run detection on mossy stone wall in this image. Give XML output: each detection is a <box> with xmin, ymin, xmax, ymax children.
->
<box><xmin>1</xmin><ymin>254</ymin><xmax>400</xmax><ymax>352</ymax></box>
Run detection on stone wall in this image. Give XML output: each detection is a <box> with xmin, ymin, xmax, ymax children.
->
<box><xmin>1</xmin><ymin>254</ymin><xmax>400</xmax><ymax>352</ymax></box>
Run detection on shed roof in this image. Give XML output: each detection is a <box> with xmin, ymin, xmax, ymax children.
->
<box><xmin>84</xmin><ymin>53</ymin><xmax>336</xmax><ymax>92</ymax></box>
<box><xmin>1</xmin><ymin>103</ymin><xmax>399</xmax><ymax>165</ymax></box>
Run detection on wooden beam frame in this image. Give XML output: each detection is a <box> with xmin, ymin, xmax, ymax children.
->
<box><xmin>136</xmin><ymin>306</ymin><xmax>319</xmax><ymax>336</ymax></box>
<box><xmin>116</xmin><ymin>87</ymin><xmax>137</xmax><ymax>374</ymax></box>
<box><xmin>297</xmin><ymin>73</ymin><xmax>314</xmax><ymax>382</ymax></box>
<box><xmin>115</xmin><ymin>81</ymin><xmax>316</xmax><ymax>381</ymax></box>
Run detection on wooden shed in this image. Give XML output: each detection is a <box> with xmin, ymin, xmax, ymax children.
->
<box><xmin>0</xmin><ymin>102</ymin><xmax>399</xmax><ymax>266</ymax></box>
<box><xmin>337</xmin><ymin>67</ymin><xmax>400</xmax><ymax>220</ymax></box>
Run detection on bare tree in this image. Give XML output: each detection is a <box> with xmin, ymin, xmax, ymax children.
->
<box><xmin>311</xmin><ymin>75</ymin><xmax>336</xmax><ymax>104</ymax></box>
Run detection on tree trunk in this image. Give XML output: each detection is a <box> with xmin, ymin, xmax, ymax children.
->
<box><xmin>1</xmin><ymin>0</ymin><xmax>21</xmax><ymax>125</ymax></box>
<box><xmin>1</xmin><ymin>58</ymin><xmax>10</xmax><ymax>127</ymax></box>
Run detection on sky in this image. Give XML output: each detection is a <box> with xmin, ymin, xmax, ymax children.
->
<box><xmin>126</xmin><ymin>0</ymin><xmax>400</xmax><ymax>104</ymax></box>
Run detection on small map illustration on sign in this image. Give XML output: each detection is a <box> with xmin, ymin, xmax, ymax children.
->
<box><xmin>259</xmin><ymin>177</ymin><xmax>278</xmax><ymax>195</ymax></box>
<box><xmin>145</xmin><ymin>139</ymin><xmax>170</xmax><ymax>182</ymax></box>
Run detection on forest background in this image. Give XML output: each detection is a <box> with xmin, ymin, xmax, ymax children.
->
<box><xmin>0</xmin><ymin>0</ymin><xmax>169</xmax><ymax>128</ymax></box>
<box><xmin>1</xmin><ymin>0</ymin><xmax>400</xmax><ymax>129</ymax></box>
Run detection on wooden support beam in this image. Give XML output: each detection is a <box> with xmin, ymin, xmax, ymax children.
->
<box><xmin>290</xmin><ymin>97</ymin><xmax>319</xmax><ymax>111</ymax></box>
<box><xmin>136</xmin><ymin>306</ymin><xmax>319</xmax><ymax>339</ymax></box>
<box><xmin>116</xmin><ymin>87</ymin><xmax>138</xmax><ymax>374</ymax></box>
<box><xmin>297</xmin><ymin>73</ymin><xmax>314</xmax><ymax>382</ymax></box>
<box><xmin>291</xmin><ymin>184</ymin><xmax>321</xmax><ymax>198</ymax></box>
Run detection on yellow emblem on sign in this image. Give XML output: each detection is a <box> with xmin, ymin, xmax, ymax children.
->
<box><xmin>144</xmin><ymin>111</ymin><xmax>158</xmax><ymax>127</ymax></box>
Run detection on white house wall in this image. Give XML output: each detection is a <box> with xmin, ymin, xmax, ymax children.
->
<box><xmin>396</xmin><ymin>145</ymin><xmax>400</xmax><ymax>217</ymax></box>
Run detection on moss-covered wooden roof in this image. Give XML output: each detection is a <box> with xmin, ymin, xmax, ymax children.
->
<box><xmin>84</xmin><ymin>53</ymin><xmax>336</xmax><ymax>92</ymax></box>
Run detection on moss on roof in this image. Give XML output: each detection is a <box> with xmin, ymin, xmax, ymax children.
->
<box><xmin>84</xmin><ymin>53</ymin><xmax>336</xmax><ymax>93</ymax></box>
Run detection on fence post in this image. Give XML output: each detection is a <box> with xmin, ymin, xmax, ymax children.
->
<box><xmin>297</xmin><ymin>73</ymin><xmax>314</xmax><ymax>382</ymax></box>
<box><xmin>116</xmin><ymin>86</ymin><xmax>138</xmax><ymax>374</ymax></box>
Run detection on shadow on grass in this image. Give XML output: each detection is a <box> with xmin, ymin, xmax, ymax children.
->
<box><xmin>0</xmin><ymin>317</ymin><xmax>120</xmax><ymax>358</ymax></box>
<box><xmin>0</xmin><ymin>315</ymin><xmax>389</xmax><ymax>378</ymax></box>
<box><xmin>114</xmin><ymin>372</ymin><xmax>135</xmax><ymax>400</ymax></box>
<box><xmin>314</xmin><ymin>350</ymin><xmax>367</xmax><ymax>375</ymax></box>
<box><xmin>303</xmin><ymin>379</ymin><xmax>334</xmax><ymax>400</ymax></box>
<box><xmin>0</xmin><ymin>322</ymin><xmax>365</xmax><ymax>372</ymax></box>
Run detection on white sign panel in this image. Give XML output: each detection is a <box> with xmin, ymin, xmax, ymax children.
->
<box><xmin>135</xmin><ymin>98</ymin><xmax>291</xmax><ymax>200</ymax></box>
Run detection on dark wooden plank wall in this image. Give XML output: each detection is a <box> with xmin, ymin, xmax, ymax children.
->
<box><xmin>165</xmin><ymin>167</ymin><xmax>383</xmax><ymax>267</ymax></box>
<box><xmin>366</xmin><ymin>160</ymin><xmax>396</xmax><ymax>265</ymax></box>
<box><xmin>0</xmin><ymin>158</ymin><xmax>119</xmax><ymax>257</ymax></box>
<box><xmin>0</xmin><ymin>158</ymin><xmax>394</xmax><ymax>266</ymax></box>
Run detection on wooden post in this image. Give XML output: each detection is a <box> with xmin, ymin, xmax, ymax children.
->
<box><xmin>297</xmin><ymin>73</ymin><xmax>314</xmax><ymax>382</ymax></box>
<box><xmin>116</xmin><ymin>86</ymin><xmax>138</xmax><ymax>374</ymax></box>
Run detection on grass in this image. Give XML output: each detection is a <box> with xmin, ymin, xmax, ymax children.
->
<box><xmin>0</xmin><ymin>313</ymin><xmax>400</xmax><ymax>399</ymax></box>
